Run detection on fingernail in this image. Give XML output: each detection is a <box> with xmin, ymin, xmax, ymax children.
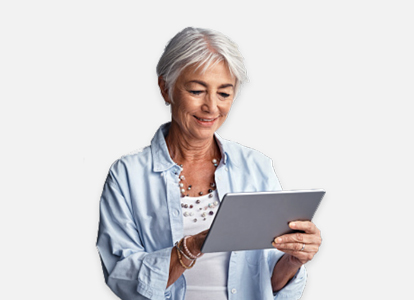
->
<box><xmin>290</xmin><ymin>222</ymin><xmax>296</xmax><ymax>228</ymax></box>
<box><xmin>274</xmin><ymin>238</ymin><xmax>282</xmax><ymax>243</ymax></box>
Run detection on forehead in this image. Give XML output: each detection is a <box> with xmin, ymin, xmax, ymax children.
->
<box><xmin>178</xmin><ymin>61</ymin><xmax>235</xmax><ymax>86</ymax></box>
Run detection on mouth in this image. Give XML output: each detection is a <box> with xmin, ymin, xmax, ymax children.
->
<box><xmin>194</xmin><ymin>116</ymin><xmax>219</xmax><ymax>122</ymax></box>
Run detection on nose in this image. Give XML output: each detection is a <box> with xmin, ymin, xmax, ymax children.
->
<box><xmin>201</xmin><ymin>92</ymin><xmax>219</xmax><ymax>114</ymax></box>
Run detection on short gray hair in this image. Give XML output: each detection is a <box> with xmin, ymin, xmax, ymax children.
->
<box><xmin>156</xmin><ymin>27</ymin><xmax>247</xmax><ymax>102</ymax></box>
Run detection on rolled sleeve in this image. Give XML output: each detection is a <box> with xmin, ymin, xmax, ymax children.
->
<box><xmin>97</xmin><ymin>169</ymin><xmax>171</xmax><ymax>300</ymax></box>
<box><xmin>265</xmin><ymin>249</ymin><xmax>307</xmax><ymax>300</ymax></box>
<box><xmin>136</xmin><ymin>247</ymin><xmax>172</xmax><ymax>298</ymax></box>
<box><xmin>273</xmin><ymin>265</ymin><xmax>307</xmax><ymax>299</ymax></box>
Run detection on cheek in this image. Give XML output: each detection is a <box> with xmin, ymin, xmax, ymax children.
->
<box><xmin>178</xmin><ymin>103</ymin><xmax>197</xmax><ymax>116</ymax></box>
<box><xmin>171</xmin><ymin>100</ymin><xmax>196</xmax><ymax>121</ymax></box>
<box><xmin>173</xmin><ymin>92</ymin><xmax>196</xmax><ymax>112</ymax></box>
<box><xmin>220</xmin><ymin>102</ymin><xmax>233</xmax><ymax>115</ymax></box>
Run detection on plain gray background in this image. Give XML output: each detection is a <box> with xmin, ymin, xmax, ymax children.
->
<box><xmin>1</xmin><ymin>1</ymin><xmax>413</xmax><ymax>299</ymax></box>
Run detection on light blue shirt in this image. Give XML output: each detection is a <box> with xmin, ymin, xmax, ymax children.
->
<box><xmin>97</xmin><ymin>123</ymin><xmax>306</xmax><ymax>300</ymax></box>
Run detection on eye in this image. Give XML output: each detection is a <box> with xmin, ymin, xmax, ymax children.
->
<box><xmin>219</xmin><ymin>93</ymin><xmax>230</xmax><ymax>98</ymax></box>
<box><xmin>190</xmin><ymin>90</ymin><xmax>203</xmax><ymax>95</ymax></box>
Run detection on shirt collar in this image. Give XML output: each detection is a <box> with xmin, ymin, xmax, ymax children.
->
<box><xmin>151</xmin><ymin>122</ymin><xmax>235</xmax><ymax>172</ymax></box>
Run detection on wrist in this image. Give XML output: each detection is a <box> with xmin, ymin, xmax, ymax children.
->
<box><xmin>272</xmin><ymin>254</ymin><xmax>302</xmax><ymax>292</ymax></box>
<box><xmin>284</xmin><ymin>254</ymin><xmax>303</xmax><ymax>269</ymax></box>
<box><xmin>175</xmin><ymin>239</ymin><xmax>196</xmax><ymax>269</ymax></box>
<box><xmin>183</xmin><ymin>236</ymin><xmax>203</xmax><ymax>259</ymax></box>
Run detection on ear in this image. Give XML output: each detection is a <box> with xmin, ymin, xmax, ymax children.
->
<box><xmin>158</xmin><ymin>76</ymin><xmax>171</xmax><ymax>104</ymax></box>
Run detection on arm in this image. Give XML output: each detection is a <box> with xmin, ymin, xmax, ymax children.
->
<box><xmin>271</xmin><ymin>221</ymin><xmax>322</xmax><ymax>293</ymax></box>
<box><xmin>271</xmin><ymin>254</ymin><xmax>303</xmax><ymax>292</ymax></box>
<box><xmin>97</xmin><ymin>169</ymin><xmax>208</xmax><ymax>299</ymax></box>
<box><xmin>97</xmin><ymin>174</ymin><xmax>170</xmax><ymax>300</ymax></box>
<box><xmin>166</xmin><ymin>231</ymin><xmax>208</xmax><ymax>287</ymax></box>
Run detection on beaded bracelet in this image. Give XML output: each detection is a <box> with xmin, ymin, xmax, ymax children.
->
<box><xmin>176</xmin><ymin>239</ymin><xmax>196</xmax><ymax>269</ymax></box>
<box><xmin>183</xmin><ymin>236</ymin><xmax>203</xmax><ymax>259</ymax></box>
<box><xmin>175</xmin><ymin>241</ymin><xmax>195</xmax><ymax>261</ymax></box>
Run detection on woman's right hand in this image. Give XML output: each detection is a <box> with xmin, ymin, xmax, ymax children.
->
<box><xmin>167</xmin><ymin>229</ymin><xmax>209</xmax><ymax>288</ymax></box>
<box><xmin>185</xmin><ymin>229</ymin><xmax>209</xmax><ymax>255</ymax></box>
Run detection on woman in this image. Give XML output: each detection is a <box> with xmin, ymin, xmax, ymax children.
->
<box><xmin>96</xmin><ymin>27</ymin><xmax>322</xmax><ymax>300</ymax></box>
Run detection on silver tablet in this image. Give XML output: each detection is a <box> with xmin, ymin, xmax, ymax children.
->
<box><xmin>200</xmin><ymin>189</ymin><xmax>325</xmax><ymax>253</ymax></box>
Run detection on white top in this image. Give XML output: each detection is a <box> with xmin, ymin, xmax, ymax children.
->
<box><xmin>182</xmin><ymin>190</ymin><xmax>230</xmax><ymax>300</ymax></box>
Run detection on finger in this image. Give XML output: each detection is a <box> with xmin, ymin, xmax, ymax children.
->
<box><xmin>289</xmin><ymin>221</ymin><xmax>320</xmax><ymax>234</ymax></box>
<box><xmin>272</xmin><ymin>242</ymin><xmax>319</xmax><ymax>253</ymax></box>
<box><xmin>273</xmin><ymin>232</ymin><xmax>321</xmax><ymax>246</ymax></box>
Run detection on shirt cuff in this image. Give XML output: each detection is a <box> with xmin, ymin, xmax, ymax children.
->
<box><xmin>273</xmin><ymin>265</ymin><xmax>307</xmax><ymax>299</ymax></box>
<box><xmin>136</xmin><ymin>247</ymin><xmax>172</xmax><ymax>299</ymax></box>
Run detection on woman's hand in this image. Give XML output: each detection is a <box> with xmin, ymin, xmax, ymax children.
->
<box><xmin>167</xmin><ymin>229</ymin><xmax>209</xmax><ymax>288</ymax></box>
<box><xmin>185</xmin><ymin>229</ymin><xmax>209</xmax><ymax>255</ymax></box>
<box><xmin>272</xmin><ymin>221</ymin><xmax>322</xmax><ymax>266</ymax></box>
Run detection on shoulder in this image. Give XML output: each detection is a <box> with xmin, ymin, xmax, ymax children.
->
<box><xmin>108</xmin><ymin>145</ymin><xmax>152</xmax><ymax>177</ymax></box>
<box><xmin>219</xmin><ymin>136</ymin><xmax>282</xmax><ymax>191</ymax></box>
<box><xmin>219</xmin><ymin>136</ymin><xmax>273</xmax><ymax>166</ymax></box>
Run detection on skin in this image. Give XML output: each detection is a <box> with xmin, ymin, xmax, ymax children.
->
<box><xmin>159</xmin><ymin>61</ymin><xmax>322</xmax><ymax>291</ymax></box>
<box><xmin>271</xmin><ymin>221</ymin><xmax>322</xmax><ymax>291</ymax></box>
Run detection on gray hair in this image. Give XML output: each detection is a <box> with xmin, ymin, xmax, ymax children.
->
<box><xmin>156</xmin><ymin>27</ymin><xmax>247</xmax><ymax>102</ymax></box>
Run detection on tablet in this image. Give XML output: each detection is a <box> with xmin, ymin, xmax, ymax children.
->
<box><xmin>200</xmin><ymin>189</ymin><xmax>325</xmax><ymax>253</ymax></box>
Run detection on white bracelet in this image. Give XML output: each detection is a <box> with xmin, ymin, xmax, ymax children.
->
<box><xmin>183</xmin><ymin>236</ymin><xmax>202</xmax><ymax>259</ymax></box>
<box><xmin>175</xmin><ymin>241</ymin><xmax>196</xmax><ymax>261</ymax></box>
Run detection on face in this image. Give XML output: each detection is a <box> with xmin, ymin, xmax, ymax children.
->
<box><xmin>161</xmin><ymin>61</ymin><xmax>236</xmax><ymax>142</ymax></box>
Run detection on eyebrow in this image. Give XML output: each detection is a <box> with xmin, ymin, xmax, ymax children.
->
<box><xmin>188</xmin><ymin>80</ymin><xmax>234</xmax><ymax>89</ymax></box>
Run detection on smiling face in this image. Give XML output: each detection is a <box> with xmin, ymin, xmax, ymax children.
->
<box><xmin>161</xmin><ymin>61</ymin><xmax>236</xmax><ymax>143</ymax></box>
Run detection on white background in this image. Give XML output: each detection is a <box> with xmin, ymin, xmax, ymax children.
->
<box><xmin>1</xmin><ymin>1</ymin><xmax>413</xmax><ymax>299</ymax></box>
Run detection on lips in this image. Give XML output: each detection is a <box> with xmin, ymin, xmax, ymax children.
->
<box><xmin>194</xmin><ymin>116</ymin><xmax>218</xmax><ymax>122</ymax></box>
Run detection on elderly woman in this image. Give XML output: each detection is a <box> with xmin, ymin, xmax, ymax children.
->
<box><xmin>96</xmin><ymin>27</ymin><xmax>322</xmax><ymax>300</ymax></box>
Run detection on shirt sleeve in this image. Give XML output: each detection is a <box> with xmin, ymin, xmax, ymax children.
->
<box><xmin>274</xmin><ymin>266</ymin><xmax>307</xmax><ymax>299</ymax></box>
<box><xmin>264</xmin><ymin>249</ymin><xmax>307</xmax><ymax>299</ymax></box>
<box><xmin>96</xmin><ymin>168</ymin><xmax>172</xmax><ymax>300</ymax></box>
<box><xmin>265</xmin><ymin>157</ymin><xmax>282</xmax><ymax>191</ymax></box>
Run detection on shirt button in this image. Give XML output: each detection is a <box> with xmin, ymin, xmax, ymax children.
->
<box><xmin>225</xmin><ymin>167</ymin><xmax>228</xmax><ymax>172</ymax></box>
<box><xmin>160</xmin><ymin>173</ymin><xmax>164</xmax><ymax>177</ymax></box>
<box><xmin>173</xmin><ymin>210</ymin><xmax>179</xmax><ymax>217</ymax></box>
<box><xmin>217</xmin><ymin>176</ymin><xmax>221</xmax><ymax>181</ymax></box>
<box><xmin>231</xmin><ymin>288</ymin><xmax>237</xmax><ymax>294</ymax></box>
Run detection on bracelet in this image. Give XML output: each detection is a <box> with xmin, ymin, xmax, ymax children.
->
<box><xmin>183</xmin><ymin>236</ymin><xmax>203</xmax><ymax>259</ymax></box>
<box><xmin>176</xmin><ymin>240</ymin><xmax>196</xmax><ymax>269</ymax></box>
<box><xmin>175</xmin><ymin>241</ymin><xmax>195</xmax><ymax>261</ymax></box>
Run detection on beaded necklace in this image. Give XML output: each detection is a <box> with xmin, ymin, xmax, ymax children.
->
<box><xmin>166</xmin><ymin>138</ymin><xmax>220</xmax><ymax>222</ymax></box>
<box><xmin>177</xmin><ymin>158</ymin><xmax>218</xmax><ymax>196</ymax></box>
<box><xmin>176</xmin><ymin>159</ymin><xmax>220</xmax><ymax>222</ymax></box>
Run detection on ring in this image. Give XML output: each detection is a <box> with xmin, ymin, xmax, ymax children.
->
<box><xmin>300</xmin><ymin>244</ymin><xmax>305</xmax><ymax>251</ymax></box>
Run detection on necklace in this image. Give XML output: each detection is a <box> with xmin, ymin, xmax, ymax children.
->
<box><xmin>181</xmin><ymin>191</ymin><xmax>220</xmax><ymax>222</ymax></box>
<box><xmin>176</xmin><ymin>158</ymin><xmax>218</xmax><ymax>196</ymax></box>
<box><xmin>177</xmin><ymin>158</ymin><xmax>218</xmax><ymax>197</ymax></box>
<box><xmin>176</xmin><ymin>158</ymin><xmax>220</xmax><ymax>222</ymax></box>
<box><xmin>165</xmin><ymin>137</ymin><xmax>220</xmax><ymax>222</ymax></box>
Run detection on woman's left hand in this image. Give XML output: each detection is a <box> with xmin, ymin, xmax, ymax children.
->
<box><xmin>272</xmin><ymin>221</ymin><xmax>322</xmax><ymax>266</ymax></box>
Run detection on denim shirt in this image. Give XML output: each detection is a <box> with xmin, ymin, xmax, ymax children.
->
<box><xmin>97</xmin><ymin>123</ymin><xmax>306</xmax><ymax>300</ymax></box>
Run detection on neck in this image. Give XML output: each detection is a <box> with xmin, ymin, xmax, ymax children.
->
<box><xmin>165</xmin><ymin>122</ymin><xmax>220</xmax><ymax>164</ymax></box>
